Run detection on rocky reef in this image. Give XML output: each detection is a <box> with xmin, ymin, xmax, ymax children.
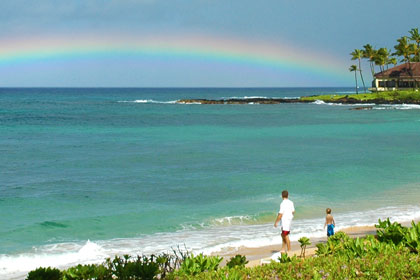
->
<box><xmin>176</xmin><ymin>97</ymin><xmax>302</xmax><ymax>104</ymax></box>
<box><xmin>176</xmin><ymin>94</ymin><xmax>420</xmax><ymax>105</ymax></box>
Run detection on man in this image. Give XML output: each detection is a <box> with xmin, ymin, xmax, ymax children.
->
<box><xmin>274</xmin><ymin>190</ymin><xmax>295</xmax><ymax>253</ymax></box>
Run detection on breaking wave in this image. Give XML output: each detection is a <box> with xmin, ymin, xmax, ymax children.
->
<box><xmin>312</xmin><ymin>100</ymin><xmax>376</xmax><ymax>106</ymax></box>
<box><xmin>118</xmin><ymin>99</ymin><xmax>177</xmax><ymax>104</ymax></box>
<box><xmin>373</xmin><ymin>104</ymin><xmax>420</xmax><ymax>110</ymax></box>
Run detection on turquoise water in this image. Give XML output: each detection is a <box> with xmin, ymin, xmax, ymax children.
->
<box><xmin>1</xmin><ymin>88</ymin><xmax>420</xmax><ymax>277</ymax></box>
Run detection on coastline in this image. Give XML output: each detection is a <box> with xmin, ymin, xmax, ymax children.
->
<box><xmin>4</xmin><ymin>220</ymin><xmax>418</xmax><ymax>279</ymax></box>
<box><xmin>212</xmin><ymin>224</ymin><xmax>383</xmax><ymax>267</ymax></box>
<box><xmin>4</xmin><ymin>205</ymin><xmax>420</xmax><ymax>279</ymax></box>
<box><xmin>176</xmin><ymin>90</ymin><xmax>420</xmax><ymax>105</ymax></box>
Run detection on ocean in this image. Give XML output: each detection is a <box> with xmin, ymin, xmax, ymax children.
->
<box><xmin>1</xmin><ymin>87</ymin><xmax>420</xmax><ymax>278</ymax></box>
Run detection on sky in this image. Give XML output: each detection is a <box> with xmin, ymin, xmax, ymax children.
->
<box><xmin>0</xmin><ymin>0</ymin><xmax>419</xmax><ymax>87</ymax></box>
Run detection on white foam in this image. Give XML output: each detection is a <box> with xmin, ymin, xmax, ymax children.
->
<box><xmin>243</xmin><ymin>96</ymin><xmax>268</xmax><ymax>99</ymax></box>
<box><xmin>118</xmin><ymin>100</ymin><xmax>177</xmax><ymax>104</ymax></box>
<box><xmin>221</xmin><ymin>96</ymin><xmax>299</xmax><ymax>100</ymax></box>
<box><xmin>212</xmin><ymin>215</ymin><xmax>254</xmax><ymax>225</ymax></box>
<box><xmin>221</xmin><ymin>96</ymin><xmax>269</xmax><ymax>99</ymax></box>
<box><xmin>336</xmin><ymin>91</ymin><xmax>358</xmax><ymax>94</ymax></box>
<box><xmin>0</xmin><ymin>240</ymin><xmax>108</xmax><ymax>279</ymax></box>
<box><xmin>3</xmin><ymin>204</ymin><xmax>420</xmax><ymax>279</ymax></box>
<box><xmin>175</xmin><ymin>101</ymin><xmax>202</xmax><ymax>105</ymax></box>
<box><xmin>312</xmin><ymin>100</ymin><xmax>376</xmax><ymax>106</ymax></box>
<box><xmin>374</xmin><ymin>104</ymin><xmax>420</xmax><ymax>110</ymax></box>
<box><xmin>312</xmin><ymin>101</ymin><xmax>420</xmax><ymax>109</ymax></box>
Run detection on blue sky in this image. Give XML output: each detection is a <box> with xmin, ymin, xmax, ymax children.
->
<box><xmin>1</xmin><ymin>0</ymin><xmax>419</xmax><ymax>87</ymax></box>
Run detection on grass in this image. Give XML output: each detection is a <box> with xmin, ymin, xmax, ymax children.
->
<box><xmin>300</xmin><ymin>90</ymin><xmax>420</xmax><ymax>103</ymax></box>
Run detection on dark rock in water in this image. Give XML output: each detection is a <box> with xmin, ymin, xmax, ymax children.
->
<box><xmin>350</xmin><ymin>106</ymin><xmax>373</xmax><ymax>110</ymax></box>
<box><xmin>176</xmin><ymin>97</ymin><xmax>420</xmax><ymax>105</ymax></box>
<box><xmin>176</xmin><ymin>98</ymin><xmax>302</xmax><ymax>104</ymax></box>
<box><xmin>335</xmin><ymin>97</ymin><xmax>360</xmax><ymax>104</ymax></box>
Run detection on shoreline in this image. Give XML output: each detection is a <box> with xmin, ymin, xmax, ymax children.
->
<box><xmin>3</xmin><ymin>221</ymin><xmax>417</xmax><ymax>279</ymax></box>
<box><xmin>176</xmin><ymin>97</ymin><xmax>420</xmax><ymax>105</ymax></box>
<box><xmin>176</xmin><ymin>90</ymin><xmax>420</xmax><ymax>105</ymax></box>
<box><xmin>212</xmin><ymin>224</ymin><xmax>383</xmax><ymax>266</ymax></box>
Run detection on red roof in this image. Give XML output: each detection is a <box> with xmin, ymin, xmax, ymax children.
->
<box><xmin>375</xmin><ymin>62</ymin><xmax>420</xmax><ymax>79</ymax></box>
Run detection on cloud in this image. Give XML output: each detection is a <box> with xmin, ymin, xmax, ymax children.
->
<box><xmin>0</xmin><ymin>0</ymin><xmax>165</xmax><ymax>37</ymax></box>
<box><xmin>0</xmin><ymin>1</ymin><xmax>156</xmax><ymax>24</ymax></box>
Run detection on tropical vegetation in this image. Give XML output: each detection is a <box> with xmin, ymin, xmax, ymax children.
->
<box><xmin>298</xmin><ymin>236</ymin><xmax>311</xmax><ymax>258</ymax></box>
<box><xmin>349</xmin><ymin>65</ymin><xmax>359</xmax><ymax>94</ymax></box>
<box><xmin>349</xmin><ymin>27</ymin><xmax>420</xmax><ymax>91</ymax></box>
<box><xmin>26</xmin><ymin>219</ymin><xmax>420</xmax><ymax>279</ymax></box>
<box><xmin>299</xmin><ymin>90</ymin><xmax>420</xmax><ymax>103</ymax></box>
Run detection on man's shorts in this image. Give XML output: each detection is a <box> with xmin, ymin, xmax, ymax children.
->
<box><xmin>281</xmin><ymin>230</ymin><xmax>290</xmax><ymax>236</ymax></box>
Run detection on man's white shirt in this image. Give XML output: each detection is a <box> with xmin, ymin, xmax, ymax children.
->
<box><xmin>279</xmin><ymin>199</ymin><xmax>294</xmax><ymax>231</ymax></box>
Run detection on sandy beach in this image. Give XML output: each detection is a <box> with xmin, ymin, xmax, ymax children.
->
<box><xmin>213</xmin><ymin>224</ymin><xmax>379</xmax><ymax>267</ymax></box>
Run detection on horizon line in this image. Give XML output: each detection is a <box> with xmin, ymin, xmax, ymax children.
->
<box><xmin>0</xmin><ymin>86</ymin><xmax>354</xmax><ymax>89</ymax></box>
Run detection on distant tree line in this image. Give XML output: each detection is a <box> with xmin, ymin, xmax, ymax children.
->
<box><xmin>349</xmin><ymin>28</ymin><xmax>420</xmax><ymax>93</ymax></box>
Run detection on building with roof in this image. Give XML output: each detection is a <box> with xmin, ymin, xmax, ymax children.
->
<box><xmin>371</xmin><ymin>62</ymin><xmax>420</xmax><ymax>91</ymax></box>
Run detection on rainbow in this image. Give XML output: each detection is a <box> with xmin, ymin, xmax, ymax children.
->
<box><xmin>0</xmin><ymin>33</ymin><xmax>349</xmax><ymax>82</ymax></box>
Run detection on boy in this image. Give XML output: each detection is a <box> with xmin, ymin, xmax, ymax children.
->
<box><xmin>274</xmin><ymin>190</ymin><xmax>295</xmax><ymax>252</ymax></box>
<box><xmin>324</xmin><ymin>208</ymin><xmax>335</xmax><ymax>237</ymax></box>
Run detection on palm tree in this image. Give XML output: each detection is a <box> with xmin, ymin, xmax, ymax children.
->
<box><xmin>394</xmin><ymin>36</ymin><xmax>417</xmax><ymax>89</ymax></box>
<box><xmin>389</xmin><ymin>57</ymin><xmax>398</xmax><ymax>67</ymax></box>
<box><xmin>409</xmin><ymin>28</ymin><xmax>420</xmax><ymax>62</ymax></box>
<box><xmin>298</xmin><ymin>237</ymin><xmax>311</xmax><ymax>258</ymax></box>
<box><xmin>349</xmin><ymin>65</ymin><xmax>359</xmax><ymax>94</ymax></box>
<box><xmin>363</xmin><ymin>44</ymin><xmax>377</xmax><ymax>78</ymax></box>
<box><xmin>394</xmin><ymin>36</ymin><xmax>414</xmax><ymax>63</ymax></box>
<box><xmin>350</xmin><ymin>49</ymin><xmax>367</xmax><ymax>93</ymax></box>
<box><xmin>375</xmin><ymin>48</ymin><xmax>391</xmax><ymax>72</ymax></box>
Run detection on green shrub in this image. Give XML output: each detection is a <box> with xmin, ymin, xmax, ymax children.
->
<box><xmin>155</xmin><ymin>254</ymin><xmax>172</xmax><ymax>278</ymax></box>
<box><xmin>316</xmin><ymin>231</ymin><xmax>350</xmax><ymax>257</ymax></box>
<box><xmin>26</xmin><ymin>267</ymin><xmax>62</xmax><ymax>280</ymax></box>
<box><xmin>376</xmin><ymin>218</ymin><xmax>407</xmax><ymax>245</ymax></box>
<box><xmin>219</xmin><ymin>269</ymin><xmax>243</xmax><ymax>280</ymax></box>
<box><xmin>104</xmin><ymin>255</ymin><xmax>159</xmax><ymax>280</ymax></box>
<box><xmin>376</xmin><ymin>218</ymin><xmax>420</xmax><ymax>253</ymax></box>
<box><xmin>126</xmin><ymin>256</ymin><xmax>160</xmax><ymax>280</ymax></box>
<box><xmin>63</xmin><ymin>264</ymin><xmax>110</xmax><ymax>280</ymax></box>
<box><xmin>177</xmin><ymin>253</ymin><xmax>223</xmax><ymax>276</ymax></box>
<box><xmin>171</xmin><ymin>247</ymin><xmax>420</xmax><ymax>279</ymax></box>
<box><xmin>404</xmin><ymin>221</ymin><xmax>420</xmax><ymax>253</ymax></box>
<box><xmin>277</xmin><ymin>252</ymin><xmax>294</xmax><ymax>263</ymax></box>
<box><xmin>226</xmin><ymin>255</ymin><xmax>248</xmax><ymax>268</ymax></box>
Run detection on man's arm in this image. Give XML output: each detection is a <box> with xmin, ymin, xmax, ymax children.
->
<box><xmin>274</xmin><ymin>213</ymin><xmax>283</xmax><ymax>227</ymax></box>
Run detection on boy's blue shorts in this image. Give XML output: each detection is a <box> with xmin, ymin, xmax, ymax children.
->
<box><xmin>327</xmin><ymin>224</ymin><xmax>335</xmax><ymax>237</ymax></box>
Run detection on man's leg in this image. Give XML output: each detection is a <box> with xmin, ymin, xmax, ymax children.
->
<box><xmin>281</xmin><ymin>232</ymin><xmax>287</xmax><ymax>252</ymax></box>
<box><xmin>284</xmin><ymin>234</ymin><xmax>291</xmax><ymax>251</ymax></box>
